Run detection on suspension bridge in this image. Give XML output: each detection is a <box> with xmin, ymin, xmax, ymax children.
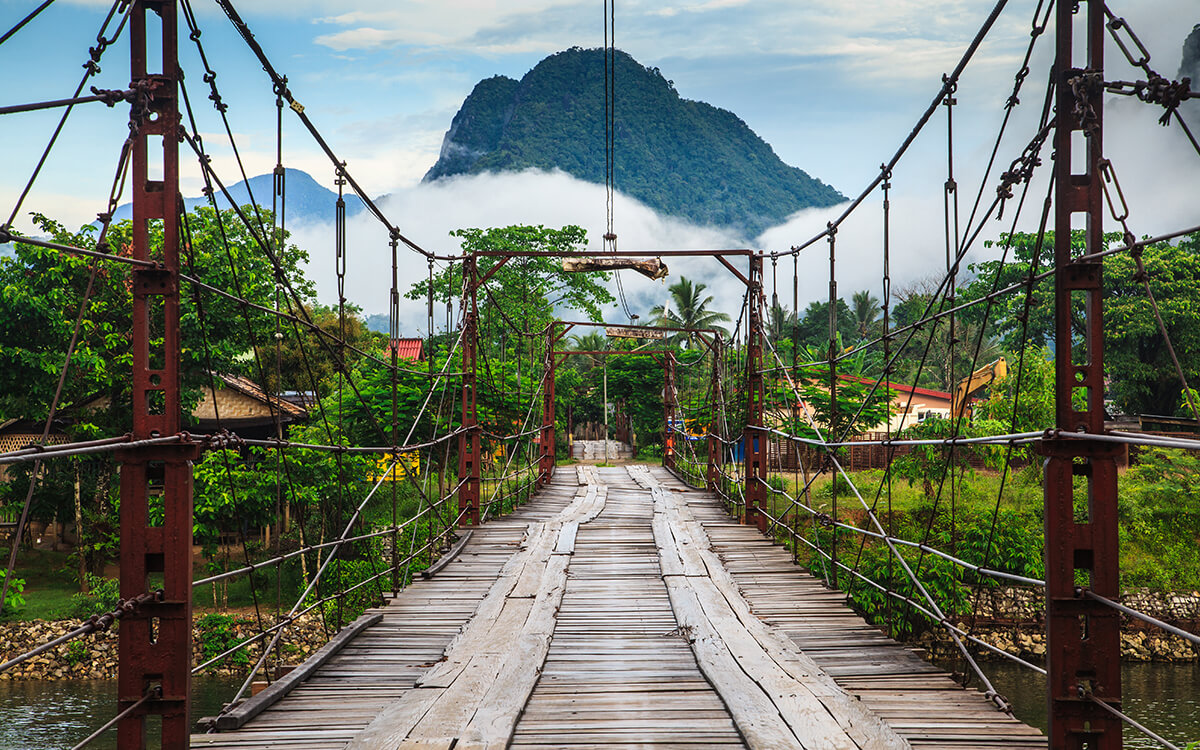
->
<box><xmin>0</xmin><ymin>0</ymin><xmax>1198</xmax><ymax>749</ymax></box>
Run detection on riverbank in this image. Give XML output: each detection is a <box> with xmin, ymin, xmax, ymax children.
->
<box><xmin>0</xmin><ymin>611</ymin><xmax>330</xmax><ymax>681</ymax></box>
<box><xmin>913</xmin><ymin>587</ymin><xmax>1200</xmax><ymax>663</ymax></box>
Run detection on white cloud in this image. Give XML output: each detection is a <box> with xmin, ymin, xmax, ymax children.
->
<box><xmin>287</xmin><ymin>169</ymin><xmax>749</xmax><ymax>335</ymax></box>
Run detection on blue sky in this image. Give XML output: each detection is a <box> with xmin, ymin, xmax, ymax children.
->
<box><xmin>1</xmin><ymin>0</ymin><xmax>1197</xmax><ymax>327</ymax></box>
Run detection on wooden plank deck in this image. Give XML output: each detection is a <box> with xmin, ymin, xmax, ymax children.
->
<box><xmin>194</xmin><ymin>464</ymin><xmax>1044</xmax><ymax>750</ymax></box>
<box><xmin>191</xmin><ymin>473</ymin><xmax>580</xmax><ymax>749</ymax></box>
<box><xmin>509</xmin><ymin>466</ymin><xmax>743</xmax><ymax>748</ymax></box>
<box><xmin>660</xmin><ymin>468</ymin><xmax>1047</xmax><ymax>749</ymax></box>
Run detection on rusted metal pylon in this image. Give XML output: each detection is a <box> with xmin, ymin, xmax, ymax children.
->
<box><xmin>1042</xmin><ymin>0</ymin><xmax>1122</xmax><ymax>746</ymax></box>
<box><xmin>117</xmin><ymin>1</ymin><xmax>199</xmax><ymax>747</ymax></box>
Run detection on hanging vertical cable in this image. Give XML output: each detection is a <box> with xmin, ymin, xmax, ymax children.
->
<box><xmin>602</xmin><ymin>0</ymin><xmax>634</xmax><ymax>319</ymax></box>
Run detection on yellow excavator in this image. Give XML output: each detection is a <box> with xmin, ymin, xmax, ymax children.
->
<box><xmin>951</xmin><ymin>357</ymin><xmax>1007</xmax><ymax>421</ymax></box>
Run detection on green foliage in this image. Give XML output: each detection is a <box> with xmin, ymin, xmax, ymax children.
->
<box><xmin>776</xmin><ymin>338</ymin><xmax>894</xmax><ymax>441</ymax></box>
<box><xmin>66</xmin><ymin>574</ymin><xmax>120</xmax><ymax>618</ymax></box>
<box><xmin>0</xmin><ymin>208</ymin><xmax>312</xmax><ymax>427</ymax></box>
<box><xmin>258</xmin><ymin>302</ymin><xmax>382</xmax><ymax>397</ymax></box>
<box><xmin>424</xmin><ymin>48</ymin><xmax>844</xmax><ymax>238</ymax></box>
<box><xmin>64</xmin><ymin>640</ymin><xmax>88</xmax><ymax>666</ymax></box>
<box><xmin>1105</xmin><ymin>234</ymin><xmax>1200</xmax><ymax>416</ymax></box>
<box><xmin>1118</xmin><ymin>448</ymin><xmax>1200</xmax><ymax>589</ymax></box>
<box><xmin>1</xmin><ymin>573</ymin><xmax>25</xmax><ymax>615</ymax></box>
<box><xmin>196</xmin><ymin>613</ymin><xmax>251</xmax><ymax>667</ymax></box>
<box><xmin>315</xmin><ymin>558</ymin><xmax>384</xmax><ymax>630</ymax></box>
<box><xmin>0</xmin><ymin>208</ymin><xmax>314</xmax><ymax>580</ymax></box>
<box><xmin>962</xmin><ymin>230</ymin><xmax>1200</xmax><ymax>417</ymax></box>
<box><xmin>794</xmin><ymin>299</ymin><xmax>857</xmax><ymax>350</ymax></box>
<box><xmin>649</xmin><ymin>277</ymin><xmax>731</xmax><ymax>344</ymax></box>
<box><xmin>406</xmin><ymin>225</ymin><xmax>614</xmax><ymax>333</ymax></box>
<box><xmin>805</xmin><ymin>492</ymin><xmax>1045</xmax><ymax>640</ymax></box>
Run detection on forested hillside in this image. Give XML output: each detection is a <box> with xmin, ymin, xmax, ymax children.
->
<box><xmin>424</xmin><ymin>48</ymin><xmax>844</xmax><ymax>238</ymax></box>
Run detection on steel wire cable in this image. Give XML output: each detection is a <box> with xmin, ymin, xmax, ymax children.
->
<box><xmin>3</xmin><ymin>0</ymin><xmax>130</xmax><ymax>228</ymax></box>
<box><xmin>209</xmin><ymin>0</ymin><xmax>452</xmax><ymax>261</ymax></box>
<box><xmin>771</xmin><ymin>0</ymin><xmax>1013</xmax><ymax>260</ymax></box>
<box><xmin>0</xmin><ymin>130</ymin><xmax>136</xmax><ymax>627</ymax></box>
<box><xmin>0</xmin><ymin>0</ymin><xmax>57</xmax><ymax>46</ymax></box>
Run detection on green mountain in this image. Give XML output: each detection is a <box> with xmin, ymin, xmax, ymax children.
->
<box><xmin>1182</xmin><ymin>24</ymin><xmax>1200</xmax><ymax>83</ymax></box>
<box><xmin>423</xmin><ymin>48</ymin><xmax>844</xmax><ymax>237</ymax></box>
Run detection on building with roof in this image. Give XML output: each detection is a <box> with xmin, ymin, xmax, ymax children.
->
<box><xmin>387</xmin><ymin>338</ymin><xmax>425</xmax><ymax>361</ymax></box>
<box><xmin>837</xmin><ymin>374</ymin><xmax>954</xmax><ymax>433</ymax></box>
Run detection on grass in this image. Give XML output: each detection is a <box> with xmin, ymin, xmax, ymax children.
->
<box><xmin>762</xmin><ymin>466</ymin><xmax>1045</xmax><ymax>521</ymax></box>
<box><xmin>685</xmin><ymin>453</ymin><xmax>1200</xmax><ymax>593</ymax></box>
<box><xmin>1</xmin><ymin>549</ymin><xmax>81</xmax><ymax>622</ymax></box>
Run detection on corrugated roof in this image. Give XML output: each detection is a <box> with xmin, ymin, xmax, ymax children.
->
<box><xmin>838</xmin><ymin>374</ymin><xmax>952</xmax><ymax>401</ymax></box>
<box><xmin>388</xmin><ymin>338</ymin><xmax>425</xmax><ymax>361</ymax></box>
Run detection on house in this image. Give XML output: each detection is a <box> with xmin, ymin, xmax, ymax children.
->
<box><xmin>387</xmin><ymin>338</ymin><xmax>425</xmax><ymax>361</ymax></box>
<box><xmin>192</xmin><ymin>373</ymin><xmax>308</xmax><ymax>440</ymax></box>
<box><xmin>838</xmin><ymin>375</ymin><xmax>954</xmax><ymax>433</ymax></box>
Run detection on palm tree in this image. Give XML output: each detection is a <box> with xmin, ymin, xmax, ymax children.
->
<box><xmin>649</xmin><ymin>277</ymin><xmax>731</xmax><ymax>347</ymax></box>
<box><xmin>569</xmin><ymin>331</ymin><xmax>608</xmax><ymax>370</ymax></box>
<box><xmin>765</xmin><ymin>300</ymin><xmax>798</xmax><ymax>346</ymax></box>
<box><xmin>851</xmin><ymin>290</ymin><xmax>881</xmax><ymax>341</ymax></box>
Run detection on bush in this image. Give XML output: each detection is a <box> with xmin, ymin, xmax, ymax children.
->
<box><xmin>196</xmin><ymin>612</ymin><xmax>250</xmax><ymax>666</ymax></box>
<box><xmin>64</xmin><ymin>640</ymin><xmax>87</xmax><ymax>666</ymax></box>
<box><xmin>1</xmin><ymin>573</ymin><xmax>25</xmax><ymax>615</ymax></box>
<box><xmin>66</xmin><ymin>574</ymin><xmax>120</xmax><ymax>619</ymax></box>
<box><xmin>314</xmin><ymin>558</ymin><xmax>384</xmax><ymax>630</ymax></box>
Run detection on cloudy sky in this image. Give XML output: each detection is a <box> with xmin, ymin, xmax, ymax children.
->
<box><xmin>1</xmin><ymin>0</ymin><xmax>1197</xmax><ymax>332</ymax></box>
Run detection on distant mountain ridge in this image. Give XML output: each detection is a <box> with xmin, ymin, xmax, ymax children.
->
<box><xmin>107</xmin><ymin>168</ymin><xmax>365</xmax><ymax>225</ymax></box>
<box><xmin>424</xmin><ymin>48</ymin><xmax>845</xmax><ymax>238</ymax></box>
<box><xmin>1182</xmin><ymin>24</ymin><xmax>1200</xmax><ymax>83</ymax></box>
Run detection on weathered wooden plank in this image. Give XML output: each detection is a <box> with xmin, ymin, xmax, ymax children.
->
<box><xmin>642</xmin><ymin>466</ymin><xmax>908</xmax><ymax>750</ymax></box>
<box><xmin>421</xmin><ymin>529</ymin><xmax>474</xmax><ymax>579</ymax></box>
<box><xmin>212</xmin><ymin>611</ymin><xmax>384</xmax><ymax>731</ymax></box>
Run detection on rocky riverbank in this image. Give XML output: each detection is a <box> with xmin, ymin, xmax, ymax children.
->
<box><xmin>915</xmin><ymin>587</ymin><xmax>1200</xmax><ymax>663</ymax></box>
<box><xmin>0</xmin><ymin>612</ymin><xmax>331</xmax><ymax>681</ymax></box>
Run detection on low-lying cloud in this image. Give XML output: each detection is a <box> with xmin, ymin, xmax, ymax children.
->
<box><xmin>288</xmin><ymin>88</ymin><xmax>1200</xmax><ymax>341</ymax></box>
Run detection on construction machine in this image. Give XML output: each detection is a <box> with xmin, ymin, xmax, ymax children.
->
<box><xmin>951</xmin><ymin>357</ymin><xmax>1007</xmax><ymax>421</ymax></box>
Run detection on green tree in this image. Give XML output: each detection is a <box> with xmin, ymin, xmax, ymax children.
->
<box><xmin>405</xmin><ymin>225</ymin><xmax>614</xmax><ymax>343</ymax></box>
<box><xmin>1104</xmin><ymin>233</ymin><xmax>1200</xmax><ymax>416</ymax></box>
<box><xmin>649</xmin><ymin>276</ymin><xmax>731</xmax><ymax>346</ymax></box>
<box><xmin>0</xmin><ymin>208</ymin><xmax>314</xmax><ymax>583</ymax></box>
<box><xmin>961</xmin><ymin>230</ymin><xmax>1200</xmax><ymax>416</ymax></box>
<box><xmin>776</xmin><ymin>339</ymin><xmax>894</xmax><ymax>441</ymax></box>
<box><xmin>850</xmin><ymin>290</ymin><xmax>881</xmax><ymax>341</ymax></box>
<box><xmin>256</xmin><ymin>302</ymin><xmax>382</xmax><ymax>397</ymax></box>
<box><xmin>794</xmin><ymin>298</ymin><xmax>856</xmax><ymax>350</ymax></box>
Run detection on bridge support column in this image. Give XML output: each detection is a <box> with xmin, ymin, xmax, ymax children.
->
<box><xmin>743</xmin><ymin>253</ymin><xmax>767</xmax><ymax>532</ymax></box>
<box><xmin>458</xmin><ymin>255</ymin><xmax>481</xmax><ymax>526</ymax></box>
<box><xmin>539</xmin><ymin>332</ymin><xmax>556</xmax><ymax>487</ymax></box>
<box><xmin>663</xmin><ymin>353</ymin><xmax>677</xmax><ymax>473</ymax></box>
<box><xmin>1042</xmin><ymin>1</ymin><xmax>1121</xmax><ymax>746</ymax></box>
<box><xmin>706</xmin><ymin>346</ymin><xmax>723</xmax><ymax>492</ymax></box>
<box><xmin>117</xmin><ymin>3</ymin><xmax>200</xmax><ymax>747</ymax></box>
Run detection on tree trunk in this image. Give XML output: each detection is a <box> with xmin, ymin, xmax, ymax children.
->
<box><xmin>75</xmin><ymin>464</ymin><xmax>87</xmax><ymax>593</ymax></box>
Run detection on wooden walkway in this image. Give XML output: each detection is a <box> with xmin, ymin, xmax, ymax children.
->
<box><xmin>193</xmin><ymin>465</ymin><xmax>1044</xmax><ymax>749</ymax></box>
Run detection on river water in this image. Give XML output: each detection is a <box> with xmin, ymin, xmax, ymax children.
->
<box><xmin>0</xmin><ymin>664</ymin><xmax>1196</xmax><ymax>748</ymax></box>
<box><xmin>965</xmin><ymin>660</ymin><xmax>1200</xmax><ymax>748</ymax></box>
<box><xmin>0</xmin><ymin>675</ymin><xmax>241</xmax><ymax>750</ymax></box>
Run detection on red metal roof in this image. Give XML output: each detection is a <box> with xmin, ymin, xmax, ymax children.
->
<box><xmin>388</xmin><ymin>338</ymin><xmax>425</xmax><ymax>361</ymax></box>
<box><xmin>838</xmin><ymin>374</ymin><xmax>952</xmax><ymax>401</ymax></box>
